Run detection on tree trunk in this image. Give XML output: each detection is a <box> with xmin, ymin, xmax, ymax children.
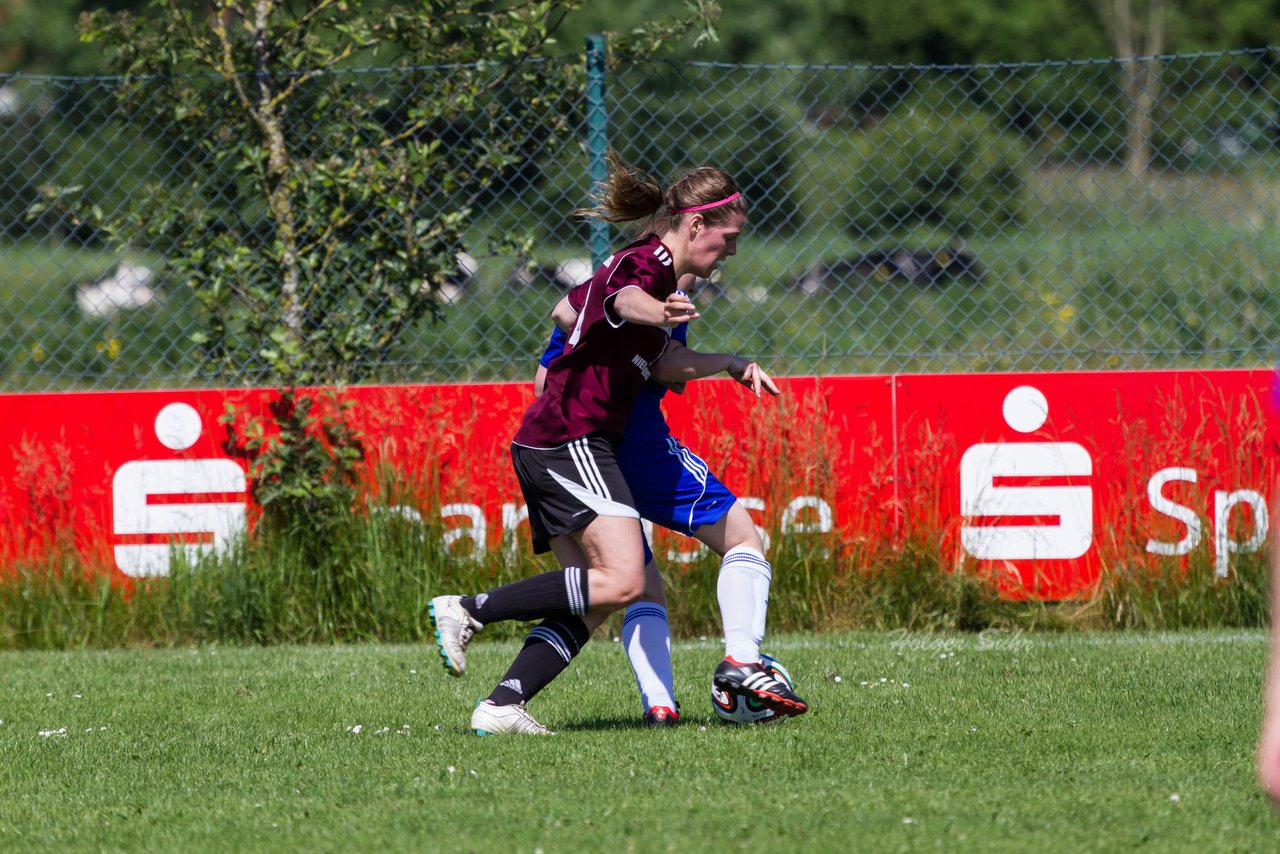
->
<box><xmin>251</xmin><ymin>0</ymin><xmax>303</xmax><ymax>348</ymax></box>
<box><xmin>1097</xmin><ymin>0</ymin><xmax>1165</xmax><ymax>177</ymax></box>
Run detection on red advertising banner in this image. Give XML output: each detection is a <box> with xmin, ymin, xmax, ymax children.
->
<box><xmin>1</xmin><ymin>369</ymin><xmax>1276</xmax><ymax>598</ymax></box>
<box><xmin>893</xmin><ymin>371</ymin><xmax>1280</xmax><ymax>597</ymax></box>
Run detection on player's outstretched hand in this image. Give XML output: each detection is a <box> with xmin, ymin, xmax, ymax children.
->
<box><xmin>662</xmin><ymin>291</ymin><xmax>700</xmax><ymax>326</ymax></box>
<box><xmin>728</xmin><ymin>358</ymin><xmax>780</xmax><ymax>399</ymax></box>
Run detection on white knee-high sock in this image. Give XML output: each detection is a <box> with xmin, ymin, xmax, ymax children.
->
<box><xmin>622</xmin><ymin>602</ymin><xmax>676</xmax><ymax>712</ymax></box>
<box><xmin>717</xmin><ymin>545</ymin><xmax>771</xmax><ymax>663</ymax></box>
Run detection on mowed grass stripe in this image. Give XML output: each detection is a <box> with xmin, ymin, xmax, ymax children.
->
<box><xmin>1</xmin><ymin>631</ymin><xmax>1277</xmax><ymax>853</ymax></box>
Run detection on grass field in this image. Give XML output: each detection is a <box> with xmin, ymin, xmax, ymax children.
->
<box><xmin>2</xmin><ymin>630</ymin><xmax>1278</xmax><ymax>852</ymax></box>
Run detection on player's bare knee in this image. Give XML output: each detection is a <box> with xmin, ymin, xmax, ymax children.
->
<box><xmin>603</xmin><ymin>568</ymin><xmax>647</xmax><ymax>605</ymax></box>
<box><xmin>614</xmin><ymin>574</ymin><xmax>647</xmax><ymax>605</ymax></box>
<box><xmin>587</xmin><ymin>563</ymin><xmax>647</xmax><ymax>608</ymax></box>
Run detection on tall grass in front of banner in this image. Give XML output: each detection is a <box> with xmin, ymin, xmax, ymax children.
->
<box><xmin>0</xmin><ymin>557</ymin><xmax>148</xmax><ymax>648</ymax></box>
<box><xmin>0</xmin><ymin>476</ymin><xmax>539</xmax><ymax>649</ymax></box>
<box><xmin>1083</xmin><ymin>384</ymin><xmax>1274</xmax><ymax>629</ymax></box>
<box><xmin>651</xmin><ymin>382</ymin><xmax>1058</xmax><ymax>639</ymax></box>
<box><xmin>0</xmin><ymin>432</ymin><xmax>150</xmax><ymax>648</ymax></box>
<box><xmin>149</xmin><ymin>388</ymin><xmax>543</xmax><ymax>646</ymax></box>
<box><xmin>0</xmin><ymin>389</ymin><xmax>538</xmax><ymax>648</ymax></box>
<box><xmin>0</xmin><ymin>381</ymin><xmax>1275</xmax><ymax>648</ymax></box>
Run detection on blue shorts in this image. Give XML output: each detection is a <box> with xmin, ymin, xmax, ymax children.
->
<box><xmin>617</xmin><ymin>435</ymin><xmax>736</xmax><ymax>539</ymax></box>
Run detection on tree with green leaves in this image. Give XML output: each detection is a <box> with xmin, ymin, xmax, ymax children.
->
<box><xmin>52</xmin><ymin>0</ymin><xmax>715</xmax><ymax>388</ymax></box>
<box><xmin>51</xmin><ymin>0</ymin><xmax>717</xmax><ymax>385</ymax></box>
<box><xmin>70</xmin><ymin>1</ymin><xmax>544</xmax><ymax>384</ymax></box>
<box><xmin>44</xmin><ymin>0</ymin><xmax>715</xmax><ymax>554</ymax></box>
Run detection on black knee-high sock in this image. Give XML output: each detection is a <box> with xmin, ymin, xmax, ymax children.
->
<box><xmin>461</xmin><ymin>566</ymin><xmax>590</xmax><ymax>624</ymax></box>
<box><xmin>487</xmin><ymin>616</ymin><xmax>592</xmax><ymax>706</ymax></box>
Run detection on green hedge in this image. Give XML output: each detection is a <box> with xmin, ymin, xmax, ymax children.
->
<box><xmin>792</xmin><ymin>92</ymin><xmax>1032</xmax><ymax>239</ymax></box>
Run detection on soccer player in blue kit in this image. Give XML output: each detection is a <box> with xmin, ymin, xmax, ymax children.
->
<box><xmin>534</xmin><ymin>277</ymin><xmax>805</xmax><ymax>727</ymax></box>
<box><xmin>428</xmin><ymin>151</ymin><xmax>807</xmax><ymax>734</ymax></box>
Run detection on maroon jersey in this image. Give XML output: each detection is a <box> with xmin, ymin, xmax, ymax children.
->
<box><xmin>514</xmin><ymin>234</ymin><xmax>678</xmax><ymax>448</ymax></box>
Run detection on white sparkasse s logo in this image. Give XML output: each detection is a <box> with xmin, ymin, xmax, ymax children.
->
<box><xmin>960</xmin><ymin>386</ymin><xmax>1093</xmax><ymax>560</ymax></box>
<box><xmin>112</xmin><ymin>402</ymin><xmax>247</xmax><ymax>578</ymax></box>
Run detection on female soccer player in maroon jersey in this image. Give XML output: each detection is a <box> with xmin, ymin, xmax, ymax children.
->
<box><xmin>535</xmin><ymin>273</ymin><xmax>803</xmax><ymax>729</ymax></box>
<box><xmin>428</xmin><ymin>151</ymin><xmax>804</xmax><ymax>734</ymax></box>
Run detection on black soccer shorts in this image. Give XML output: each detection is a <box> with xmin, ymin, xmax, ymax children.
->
<box><xmin>511</xmin><ymin>434</ymin><xmax>640</xmax><ymax>554</ymax></box>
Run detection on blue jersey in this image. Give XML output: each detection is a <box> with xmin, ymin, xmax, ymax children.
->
<box><xmin>539</xmin><ymin>319</ymin><xmax>734</xmax><ymax>536</ymax></box>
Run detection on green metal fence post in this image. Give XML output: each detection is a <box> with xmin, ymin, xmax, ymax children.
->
<box><xmin>585</xmin><ymin>34</ymin><xmax>609</xmax><ymax>269</ymax></box>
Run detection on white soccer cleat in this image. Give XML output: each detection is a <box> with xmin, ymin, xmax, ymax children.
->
<box><xmin>471</xmin><ymin>700</ymin><xmax>554</xmax><ymax>736</ymax></box>
<box><xmin>428</xmin><ymin>595</ymin><xmax>483</xmax><ymax>677</ymax></box>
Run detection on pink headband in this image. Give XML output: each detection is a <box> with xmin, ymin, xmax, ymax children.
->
<box><xmin>671</xmin><ymin>192</ymin><xmax>741</xmax><ymax>215</ymax></box>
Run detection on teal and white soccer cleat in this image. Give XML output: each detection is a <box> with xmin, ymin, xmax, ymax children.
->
<box><xmin>428</xmin><ymin>595</ymin><xmax>483</xmax><ymax>677</ymax></box>
<box><xmin>471</xmin><ymin>700</ymin><xmax>554</xmax><ymax>735</ymax></box>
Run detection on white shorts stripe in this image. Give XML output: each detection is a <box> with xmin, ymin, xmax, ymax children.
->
<box><xmin>668</xmin><ymin>437</ymin><xmax>710</xmax><ymax>481</ymax></box>
<box><xmin>569</xmin><ymin>437</ymin><xmax>611</xmax><ymax>501</ymax></box>
<box><xmin>547</xmin><ymin>468</ymin><xmax>640</xmax><ymax>520</ymax></box>
<box><xmin>666</xmin><ymin>436</ymin><xmax>710</xmax><ymax>531</ymax></box>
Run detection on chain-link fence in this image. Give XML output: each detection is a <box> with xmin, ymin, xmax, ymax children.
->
<box><xmin>4</xmin><ymin>47</ymin><xmax>1280</xmax><ymax>391</ymax></box>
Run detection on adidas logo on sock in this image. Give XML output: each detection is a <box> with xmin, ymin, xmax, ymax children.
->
<box><xmin>500</xmin><ymin>678</ymin><xmax>523</xmax><ymax>693</ymax></box>
<box><xmin>475</xmin><ymin>593</ymin><xmax>489</xmax><ymax>609</ymax></box>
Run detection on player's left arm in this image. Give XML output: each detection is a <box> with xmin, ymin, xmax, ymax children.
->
<box><xmin>556</xmin><ymin>292</ymin><xmax>686</xmax><ymax>333</ymax></box>
<box><xmin>651</xmin><ymin>340</ymin><xmax>779</xmax><ymax>399</ymax></box>
<box><xmin>611</xmin><ymin>287</ymin><xmax>699</xmax><ymax>328</ymax></box>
